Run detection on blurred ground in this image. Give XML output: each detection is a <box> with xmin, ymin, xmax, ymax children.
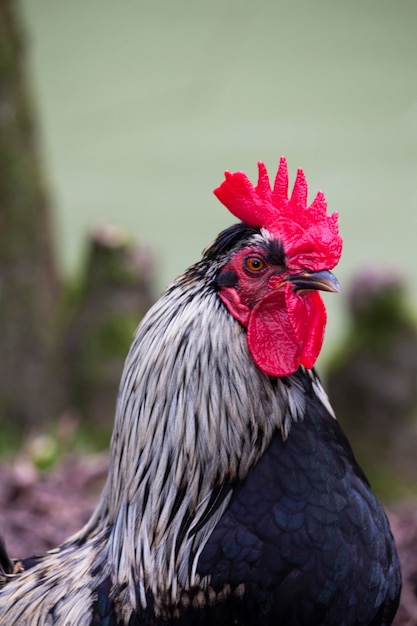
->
<box><xmin>0</xmin><ymin>455</ymin><xmax>416</xmax><ymax>624</ymax></box>
<box><xmin>0</xmin><ymin>454</ymin><xmax>107</xmax><ymax>558</ymax></box>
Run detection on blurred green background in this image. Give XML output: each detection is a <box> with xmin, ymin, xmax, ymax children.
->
<box><xmin>22</xmin><ymin>0</ymin><xmax>417</xmax><ymax>357</ymax></box>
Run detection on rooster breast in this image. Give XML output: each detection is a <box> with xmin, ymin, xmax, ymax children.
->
<box><xmin>192</xmin><ymin>371</ymin><xmax>401</xmax><ymax>626</ymax></box>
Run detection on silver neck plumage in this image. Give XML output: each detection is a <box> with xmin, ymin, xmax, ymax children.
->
<box><xmin>0</xmin><ymin>263</ymin><xmax>314</xmax><ymax>625</ymax></box>
<box><xmin>89</xmin><ymin>267</ymin><xmax>307</xmax><ymax>611</ymax></box>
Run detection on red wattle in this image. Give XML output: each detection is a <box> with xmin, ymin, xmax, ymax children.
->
<box><xmin>246</xmin><ymin>287</ymin><xmax>326</xmax><ymax>377</ymax></box>
<box><xmin>247</xmin><ymin>290</ymin><xmax>301</xmax><ymax>377</ymax></box>
<box><xmin>300</xmin><ymin>292</ymin><xmax>327</xmax><ymax>368</ymax></box>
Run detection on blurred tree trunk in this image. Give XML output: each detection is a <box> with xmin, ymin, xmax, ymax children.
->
<box><xmin>64</xmin><ymin>226</ymin><xmax>156</xmax><ymax>437</ymax></box>
<box><xmin>0</xmin><ymin>0</ymin><xmax>60</xmax><ymax>436</ymax></box>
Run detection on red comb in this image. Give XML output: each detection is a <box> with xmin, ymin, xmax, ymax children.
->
<box><xmin>214</xmin><ymin>157</ymin><xmax>342</xmax><ymax>272</ymax></box>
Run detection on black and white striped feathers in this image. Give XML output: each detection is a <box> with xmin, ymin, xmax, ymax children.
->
<box><xmin>0</xmin><ymin>225</ymin><xmax>314</xmax><ymax>624</ymax></box>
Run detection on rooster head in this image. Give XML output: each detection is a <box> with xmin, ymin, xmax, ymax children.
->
<box><xmin>213</xmin><ymin>157</ymin><xmax>343</xmax><ymax>377</ymax></box>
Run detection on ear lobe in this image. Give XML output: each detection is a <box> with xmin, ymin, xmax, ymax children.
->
<box><xmin>219</xmin><ymin>287</ymin><xmax>250</xmax><ymax>327</ymax></box>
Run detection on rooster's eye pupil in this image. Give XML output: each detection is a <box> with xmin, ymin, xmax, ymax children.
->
<box><xmin>244</xmin><ymin>256</ymin><xmax>266</xmax><ymax>273</ymax></box>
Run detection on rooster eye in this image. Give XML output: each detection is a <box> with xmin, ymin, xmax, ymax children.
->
<box><xmin>244</xmin><ymin>256</ymin><xmax>266</xmax><ymax>273</ymax></box>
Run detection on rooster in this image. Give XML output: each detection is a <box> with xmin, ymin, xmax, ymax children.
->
<box><xmin>0</xmin><ymin>158</ymin><xmax>401</xmax><ymax>625</ymax></box>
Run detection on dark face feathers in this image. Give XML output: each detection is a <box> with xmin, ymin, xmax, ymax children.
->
<box><xmin>203</xmin><ymin>223</ymin><xmax>261</xmax><ymax>262</ymax></box>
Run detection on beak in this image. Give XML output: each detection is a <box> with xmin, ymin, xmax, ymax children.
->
<box><xmin>287</xmin><ymin>269</ymin><xmax>340</xmax><ymax>294</ymax></box>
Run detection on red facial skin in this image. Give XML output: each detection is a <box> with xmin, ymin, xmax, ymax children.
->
<box><xmin>218</xmin><ymin>246</ymin><xmax>327</xmax><ymax>377</ymax></box>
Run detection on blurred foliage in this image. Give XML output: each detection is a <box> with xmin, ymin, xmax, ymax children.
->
<box><xmin>326</xmin><ymin>268</ymin><xmax>417</xmax><ymax>502</ymax></box>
